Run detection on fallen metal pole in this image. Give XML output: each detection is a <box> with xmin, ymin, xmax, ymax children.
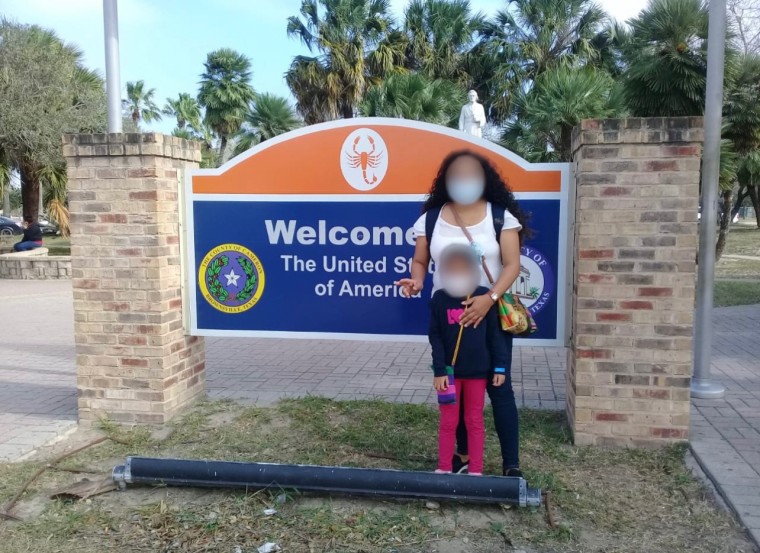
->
<box><xmin>113</xmin><ymin>456</ymin><xmax>542</xmax><ymax>508</ymax></box>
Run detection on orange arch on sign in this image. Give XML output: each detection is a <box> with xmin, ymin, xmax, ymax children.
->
<box><xmin>192</xmin><ymin>118</ymin><xmax>562</xmax><ymax>195</ymax></box>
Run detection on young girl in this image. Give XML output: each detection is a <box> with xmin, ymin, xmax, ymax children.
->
<box><xmin>429</xmin><ymin>244</ymin><xmax>507</xmax><ymax>475</ymax></box>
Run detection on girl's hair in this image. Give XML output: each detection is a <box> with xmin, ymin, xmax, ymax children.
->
<box><xmin>422</xmin><ymin>149</ymin><xmax>531</xmax><ymax>240</ymax></box>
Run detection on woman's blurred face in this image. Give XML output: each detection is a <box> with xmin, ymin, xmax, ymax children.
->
<box><xmin>445</xmin><ymin>155</ymin><xmax>486</xmax><ymax>206</ymax></box>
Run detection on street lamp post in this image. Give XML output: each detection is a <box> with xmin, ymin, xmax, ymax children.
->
<box><xmin>691</xmin><ymin>0</ymin><xmax>727</xmax><ymax>399</ymax></box>
<box><xmin>103</xmin><ymin>0</ymin><xmax>122</xmax><ymax>133</ymax></box>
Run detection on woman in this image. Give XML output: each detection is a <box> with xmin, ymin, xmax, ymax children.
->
<box><xmin>396</xmin><ymin>150</ymin><xmax>530</xmax><ymax>477</ymax></box>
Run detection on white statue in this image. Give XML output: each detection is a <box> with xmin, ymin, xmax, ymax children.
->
<box><xmin>459</xmin><ymin>90</ymin><xmax>486</xmax><ymax>138</ymax></box>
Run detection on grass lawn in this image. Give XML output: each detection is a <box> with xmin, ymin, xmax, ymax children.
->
<box><xmin>0</xmin><ymin>399</ymin><xmax>753</xmax><ymax>553</ymax></box>
<box><xmin>42</xmin><ymin>235</ymin><xmax>70</xmax><ymax>256</ymax></box>
<box><xmin>715</xmin><ymin>226</ymin><xmax>760</xmax><ymax>307</ymax></box>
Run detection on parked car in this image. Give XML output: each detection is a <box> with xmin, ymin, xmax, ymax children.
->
<box><xmin>39</xmin><ymin>216</ymin><xmax>59</xmax><ymax>235</ymax></box>
<box><xmin>0</xmin><ymin>216</ymin><xmax>22</xmax><ymax>236</ymax></box>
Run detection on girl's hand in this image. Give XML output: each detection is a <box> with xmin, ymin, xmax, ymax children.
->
<box><xmin>492</xmin><ymin>374</ymin><xmax>505</xmax><ymax>387</ymax></box>
<box><xmin>394</xmin><ymin>278</ymin><xmax>423</xmax><ymax>298</ymax></box>
<box><xmin>460</xmin><ymin>293</ymin><xmax>495</xmax><ymax>328</ymax></box>
<box><xmin>433</xmin><ymin>376</ymin><xmax>449</xmax><ymax>391</ymax></box>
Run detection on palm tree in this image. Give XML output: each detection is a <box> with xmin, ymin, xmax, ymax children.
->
<box><xmin>402</xmin><ymin>0</ymin><xmax>484</xmax><ymax>81</ymax></box>
<box><xmin>198</xmin><ymin>48</ymin><xmax>256</xmax><ymax>163</ymax></box>
<box><xmin>163</xmin><ymin>93</ymin><xmax>201</xmax><ymax>130</ymax></box>
<box><xmin>478</xmin><ymin>0</ymin><xmax>608</xmax><ymax>124</ymax></box>
<box><xmin>124</xmin><ymin>80</ymin><xmax>162</xmax><ymax>126</ymax></box>
<box><xmin>234</xmin><ymin>94</ymin><xmax>301</xmax><ymax>156</ymax></box>
<box><xmin>286</xmin><ymin>0</ymin><xmax>395</xmax><ymax>122</ymax></box>
<box><xmin>502</xmin><ymin>66</ymin><xmax>626</xmax><ymax>162</ymax></box>
<box><xmin>360</xmin><ymin>72</ymin><xmax>466</xmax><ymax>126</ymax></box>
<box><xmin>622</xmin><ymin>0</ymin><xmax>712</xmax><ymax>117</ymax></box>
<box><xmin>725</xmin><ymin>54</ymin><xmax>760</xmax><ymax>229</ymax></box>
<box><xmin>38</xmin><ymin>164</ymin><xmax>69</xmax><ymax>237</ymax></box>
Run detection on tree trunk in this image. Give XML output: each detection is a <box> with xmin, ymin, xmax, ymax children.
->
<box><xmin>748</xmin><ymin>184</ymin><xmax>760</xmax><ymax>228</ymax></box>
<box><xmin>341</xmin><ymin>101</ymin><xmax>354</xmax><ymax>119</ymax></box>
<box><xmin>218</xmin><ymin>135</ymin><xmax>228</xmax><ymax>167</ymax></box>
<box><xmin>2</xmin><ymin>187</ymin><xmax>9</xmax><ymax>216</ymax></box>
<box><xmin>559</xmin><ymin>124</ymin><xmax>572</xmax><ymax>162</ymax></box>
<box><xmin>715</xmin><ymin>189</ymin><xmax>733</xmax><ymax>261</ymax></box>
<box><xmin>19</xmin><ymin>164</ymin><xmax>39</xmax><ymax>222</ymax></box>
<box><xmin>731</xmin><ymin>184</ymin><xmax>748</xmax><ymax>218</ymax></box>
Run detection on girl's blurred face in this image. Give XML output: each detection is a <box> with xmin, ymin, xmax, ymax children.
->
<box><xmin>440</xmin><ymin>254</ymin><xmax>479</xmax><ymax>298</ymax></box>
<box><xmin>445</xmin><ymin>156</ymin><xmax>485</xmax><ymax>206</ymax></box>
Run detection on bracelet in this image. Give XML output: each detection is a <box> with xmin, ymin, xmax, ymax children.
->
<box><xmin>493</xmin><ymin>367</ymin><xmax>506</xmax><ymax>374</ymax></box>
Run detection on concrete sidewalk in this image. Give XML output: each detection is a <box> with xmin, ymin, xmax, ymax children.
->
<box><xmin>690</xmin><ymin>304</ymin><xmax>760</xmax><ymax>546</ymax></box>
<box><xmin>0</xmin><ymin>280</ymin><xmax>77</xmax><ymax>460</ymax></box>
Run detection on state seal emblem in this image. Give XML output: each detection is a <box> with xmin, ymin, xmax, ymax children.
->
<box><xmin>198</xmin><ymin>244</ymin><xmax>265</xmax><ymax>313</ymax></box>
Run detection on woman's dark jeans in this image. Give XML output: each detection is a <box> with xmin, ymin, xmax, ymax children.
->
<box><xmin>455</xmin><ymin>332</ymin><xmax>519</xmax><ymax>470</ymax></box>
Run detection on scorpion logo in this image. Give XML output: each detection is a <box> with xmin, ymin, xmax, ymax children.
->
<box><xmin>340</xmin><ymin>129</ymin><xmax>389</xmax><ymax>191</ymax></box>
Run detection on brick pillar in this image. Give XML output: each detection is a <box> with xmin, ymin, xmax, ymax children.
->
<box><xmin>63</xmin><ymin>133</ymin><xmax>205</xmax><ymax>424</ymax></box>
<box><xmin>567</xmin><ymin>117</ymin><xmax>703</xmax><ymax>447</ymax></box>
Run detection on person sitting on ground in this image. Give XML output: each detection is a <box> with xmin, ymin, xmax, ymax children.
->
<box><xmin>13</xmin><ymin>216</ymin><xmax>44</xmax><ymax>252</ymax></box>
<box><xmin>430</xmin><ymin>244</ymin><xmax>507</xmax><ymax>476</ymax></box>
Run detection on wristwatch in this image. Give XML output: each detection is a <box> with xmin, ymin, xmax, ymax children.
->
<box><xmin>489</xmin><ymin>290</ymin><xmax>499</xmax><ymax>303</ymax></box>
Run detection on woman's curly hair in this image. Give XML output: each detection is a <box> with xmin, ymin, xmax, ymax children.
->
<box><xmin>422</xmin><ymin>149</ymin><xmax>531</xmax><ymax>241</ymax></box>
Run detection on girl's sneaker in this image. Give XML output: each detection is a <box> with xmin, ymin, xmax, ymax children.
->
<box><xmin>452</xmin><ymin>454</ymin><xmax>469</xmax><ymax>474</ymax></box>
<box><xmin>503</xmin><ymin>468</ymin><xmax>524</xmax><ymax>478</ymax></box>
<box><xmin>434</xmin><ymin>469</ymin><xmax>452</xmax><ymax>474</ymax></box>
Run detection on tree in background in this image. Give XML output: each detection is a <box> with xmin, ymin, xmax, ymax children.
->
<box><xmin>401</xmin><ymin>0</ymin><xmax>484</xmax><ymax>81</ymax></box>
<box><xmin>725</xmin><ymin>55</ymin><xmax>760</xmax><ymax>230</ymax></box>
<box><xmin>502</xmin><ymin>66</ymin><xmax>625</xmax><ymax>161</ymax></box>
<box><xmin>476</xmin><ymin>0</ymin><xmax>608</xmax><ymax>124</ymax></box>
<box><xmin>163</xmin><ymin>92</ymin><xmax>201</xmax><ymax>131</ymax></box>
<box><xmin>0</xmin><ymin>20</ymin><xmax>105</xmax><ymax>223</ymax></box>
<box><xmin>198</xmin><ymin>48</ymin><xmax>256</xmax><ymax>164</ymax></box>
<box><xmin>234</xmin><ymin>94</ymin><xmax>301</xmax><ymax>155</ymax></box>
<box><xmin>124</xmin><ymin>80</ymin><xmax>162</xmax><ymax>126</ymax></box>
<box><xmin>360</xmin><ymin>72</ymin><xmax>466</xmax><ymax>125</ymax></box>
<box><xmin>728</xmin><ymin>0</ymin><xmax>760</xmax><ymax>55</ymax></box>
<box><xmin>621</xmin><ymin>0</ymin><xmax>712</xmax><ymax>117</ymax></box>
<box><xmin>286</xmin><ymin>0</ymin><xmax>395</xmax><ymax>122</ymax></box>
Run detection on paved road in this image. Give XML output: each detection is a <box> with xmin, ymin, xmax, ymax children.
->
<box><xmin>0</xmin><ymin>280</ymin><xmax>757</xmax><ymax>546</ymax></box>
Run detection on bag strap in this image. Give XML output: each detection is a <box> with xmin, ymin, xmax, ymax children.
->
<box><xmin>448</xmin><ymin>204</ymin><xmax>496</xmax><ymax>285</ymax></box>
<box><xmin>450</xmin><ymin>295</ymin><xmax>469</xmax><ymax>367</ymax></box>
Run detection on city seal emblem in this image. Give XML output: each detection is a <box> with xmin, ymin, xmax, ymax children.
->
<box><xmin>508</xmin><ymin>246</ymin><xmax>555</xmax><ymax>316</ymax></box>
<box><xmin>198</xmin><ymin>244</ymin><xmax>265</xmax><ymax>313</ymax></box>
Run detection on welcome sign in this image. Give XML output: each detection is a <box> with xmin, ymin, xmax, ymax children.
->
<box><xmin>183</xmin><ymin>118</ymin><xmax>571</xmax><ymax>346</ymax></box>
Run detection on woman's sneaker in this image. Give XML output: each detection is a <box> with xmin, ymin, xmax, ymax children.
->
<box><xmin>452</xmin><ymin>454</ymin><xmax>469</xmax><ymax>474</ymax></box>
<box><xmin>503</xmin><ymin>467</ymin><xmax>524</xmax><ymax>478</ymax></box>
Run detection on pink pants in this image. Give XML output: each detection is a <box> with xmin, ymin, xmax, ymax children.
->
<box><xmin>438</xmin><ymin>378</ymin><xmax>487</xmax><ymax>474</ymax></box>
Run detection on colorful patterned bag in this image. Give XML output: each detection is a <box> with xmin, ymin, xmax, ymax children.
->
<box><xmin>450</xmin><ymin>205</ymin><xmax>538</xmax><ymax>336</ymax></box>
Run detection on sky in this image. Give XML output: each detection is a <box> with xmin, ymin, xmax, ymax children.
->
<box><xmin>2</xmin><ymin>0</ymin><xmax>650</xmax><ymax>134</ymax></box>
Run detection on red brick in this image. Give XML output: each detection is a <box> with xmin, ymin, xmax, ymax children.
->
<box><xmin>104</xmin><ymin>302</ymin><xmax>130</xmax><ymax>312</ymax></box>
<box><xmin>638</xmin><ymin>288</ymin><xmax>673</xmax><ymax>297</ymax></box>
<box><xmin>580</xmin><ymin>249</ymin><xmax>615</xmax><ymax>259</ymax></box>
<box><xmin>597</xmin><ymin>313</ymin><xmax>631</xmax><ymax>322</ymax></box>
<box><xmin>577</xmin><ymin>349</ymin><xmax>612</xmax><ymax>359</ymax></box>
<box><xmin>579</xmin><ymin>274</ymin><xmax>615</xmax><ymax>284</ymax></box>
<box><xmin>596</xmin><ymin>413</ymin><xmax>628</xmax><ymax>422</ymax></box>
<box><xmin>663</xmin><ymin>145</ymin><xmax>701</xmax><ymax>157</ymax></box>
<box><xmin>651</xmin><ymin>428</ymin><xmax>687</xmax><ymax>439</ymax></box>
<box><xmin>620</xmin><ymin>300</ymin><xmax>654</xmax><ymax>310</ymax></box>
<box><xmin>168</xmin><ymin>298</ymin><xmax>183</xmax><ymax>309</ymax></box>
<box><xmin>121</xmin><ymin>358</ymin><xmax>148</xmax><ymax>367</ymax></box>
